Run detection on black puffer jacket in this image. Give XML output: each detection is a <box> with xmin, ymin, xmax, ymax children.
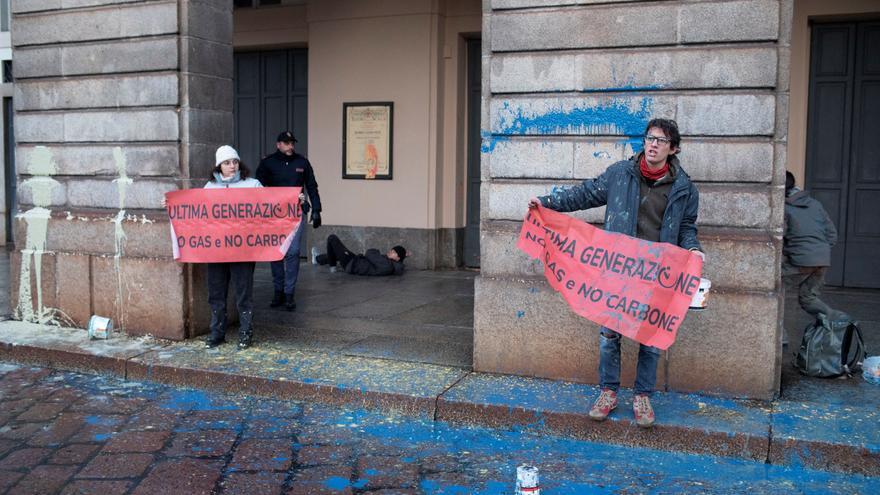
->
<box><xmin>344</xmin><ymin>249</ymin><xmax>405</xmax><ymax>276</ymax></box>
<box><xmin>784</xmin><ymin>188</ymin><xmax>837</xmax><ymax>267</ymax></box>
<box><xmin>256</xmin><ymin>151</ymin><xmax>322</xmax><ymax>213</ymax></box>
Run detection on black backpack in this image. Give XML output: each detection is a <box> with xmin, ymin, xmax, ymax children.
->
<box><xmin>795</xmin><ymin>313</ymin><xmax>867</xmax><ymax>378</ymax></box>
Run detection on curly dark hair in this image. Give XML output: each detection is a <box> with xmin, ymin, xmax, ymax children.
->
<box><xmin>644</xmin><ymin>118</ymin><xmax>681</xmax><ymax>150</ymax></box>
<box><xmin>213</xmin><ymin>160</ymin><xmax>251</xmax><ymax>179</ymax></box>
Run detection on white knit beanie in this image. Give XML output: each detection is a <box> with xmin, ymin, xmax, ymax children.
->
<box><xmin>215</xmin><ymin>145</ymin><xmax>240</xmax><ymax>167</ymax></box>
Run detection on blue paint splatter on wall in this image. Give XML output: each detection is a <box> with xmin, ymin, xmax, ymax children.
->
<box><xmin>494</xmin><ymin>98</ymin><xmax>653</xmax><ymax>137</ymax></box>
<box><xmin>480</xmin><ymin>130</ymin><xmax>509</xmax><ymax>153</ymax></box>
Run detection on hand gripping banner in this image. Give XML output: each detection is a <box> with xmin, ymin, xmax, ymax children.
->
<box><xmin>166</xmin><ymin>187</ymin><xmax>302</xmax><ymax>263</ymax></box>
<box><xmin>518</xmin><ymin>206</ymin><xmax>703</xmax><ymax>350</ymax></box>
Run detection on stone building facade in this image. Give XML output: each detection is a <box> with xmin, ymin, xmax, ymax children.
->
<box><xmin>475</xmin><ymin>0</ymin><xmax>789</xmax><ymax>399</ymax></box>
<box><xmin>10</xmin><ymin>0</ymin><xmax>232</xmax><ymax>339</ymax></box>
<box><xmin>7</xmin><ymin>0</ymin><xmax>879</xmax><ymax>399</ymax></box>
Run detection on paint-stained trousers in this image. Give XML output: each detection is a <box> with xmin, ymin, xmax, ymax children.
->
<box><xmin>598</xmin><ymin>327</ymin><xmax>661</xmax><ymax>396</ymax></box>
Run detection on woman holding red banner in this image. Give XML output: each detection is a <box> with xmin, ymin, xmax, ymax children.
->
<box><xmin>203</xmin><ymin>145</ymin><xmax>263</xmax><ymax>349</ymax></box>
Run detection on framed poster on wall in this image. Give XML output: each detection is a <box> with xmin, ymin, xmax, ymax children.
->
<box><xmin>342</xmin><ymin>102</ymin><xmax>393</xmax><ymax>180</ymax></box>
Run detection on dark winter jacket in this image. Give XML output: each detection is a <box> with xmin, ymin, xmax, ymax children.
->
<box><xmin>345</xmin><ymin>249</ymin><xmax>405</xmax><ymax>276</ymax></box>
<box><xmin>256</xmin><ymin>151</ymin><xmax>322</xmax><ymax>213</ymax></box>
<box><xmin>784</xmin><ymin>188</ymin><xmax>837</xmax><ymax>267</ymax></box>
<box><xmin>538</xmin><ymin>153</ymin><xmax>702</xmax><ymax>251</ymax></box>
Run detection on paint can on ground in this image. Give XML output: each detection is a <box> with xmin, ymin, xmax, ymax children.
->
<box><xmin>87</xmin><ymin>315</ymin><xmax>113</xmax><ymax>339</ymax></box>
<box><xmin>688</xmin><ymin>278</ymin><xmax>711</xmax><ymax>311</ymax></box>
<box><xmin>864</xmin><ymin>356</ymin><xmax>880</xmax><ymax>385</ymax></box>
<box><xmin>516</xmin><ymin>464</ymin><xmax>540</xmax><ymax>494</ymax></box>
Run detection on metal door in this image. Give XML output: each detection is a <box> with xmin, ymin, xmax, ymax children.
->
<box><xmin>806</xmin><ymin>21</ymin><xmax>880</xmax><ymax>288</ymax></box>
<box><xmin>234</xmin><ymin>48</ymin><xmax>310</xmax><ymax>252</ymax></box>
<box><xmin>234</xmin><ymin>49</ymin><xmax>308</xmax><ymax>167</ymax></box>
<box><xmin>464</xmin><ymin>39</ymin><xmax>481</xmax><ymax>268</ymax></box>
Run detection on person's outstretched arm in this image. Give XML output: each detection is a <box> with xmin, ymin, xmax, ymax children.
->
<box><xmin>530</xmin><ymin>167</ymin><xmax>612</xmax><ymax>213</ymax></box>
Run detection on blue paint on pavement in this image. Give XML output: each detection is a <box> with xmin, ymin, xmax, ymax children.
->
<box><xmin>2</xmin><ymin>362</ymin><xmax>879</xmax><ymax>494</ymax></box>
<box><xmin>85</xmin><ymin>415</ymin><xmax>121</xmax><ymax>426</ymax></box>
<box><xmin>160</xmin><ymin>389</ymin><xmax>238</xmax><ymax>412</ymax></box>
<box><xmin>308</xmin><ymin>405</ymin><xmax>879</xmax><ymax>494</ymax></box>
<box><xmin>324</xmin><ymin>476</ymin><xmax>349</xmax><ymax>490</ymax></box>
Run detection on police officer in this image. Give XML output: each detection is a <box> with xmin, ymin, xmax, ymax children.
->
<box><xmin>256</xmin><ymin>131</ymin><xmax>322</xmax><ymax>311</ymax></box>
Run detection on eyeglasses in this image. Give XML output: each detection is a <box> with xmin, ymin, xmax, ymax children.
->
<box><xmin>644</xmin><ymin>135</ymin><xmax>671</xmax><ymax>145</ymax></box>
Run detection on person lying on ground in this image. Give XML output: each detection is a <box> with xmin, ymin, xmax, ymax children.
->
<box><xmin>312</xmin><ymin>234</ymin><xmax>406</xmax><ymax>276</ymax></box>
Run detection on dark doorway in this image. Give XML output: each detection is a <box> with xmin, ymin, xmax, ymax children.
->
<box><xmin>3</xmin><ymin>97</ymin><xmax>14</xmax><ymax>244</ymax></box>
<box><xmin>464</xmin><ymin>39</ymin><xmax>481</xmax><ymax>268</ymax></box>
<box><xmin>234</xmin><ymin>48</ymin><xmax>309</xmax><ymax>251</ymax></box>
<box><xmin>233</xmin><ymin>49</ymin><xmax>308</xmax><ymax>166</ymax></box>
<box><xmin>805</xmin><ymin>21</ymin><xmax>880</xmax><ymax>288</ymax></box>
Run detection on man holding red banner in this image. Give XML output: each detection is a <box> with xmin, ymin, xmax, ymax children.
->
<box><xmin>529</xmin><ymin>118</ymin><xmax>703</xmax><ymax>427</ymax></box>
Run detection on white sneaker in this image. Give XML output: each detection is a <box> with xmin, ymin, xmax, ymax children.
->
<box><xmin>310</xmin><ymin>247</ymin><xmax>320</xmax><ymax>265</ymax></box>
<box><xmin>329</xmin><ymin>266</ymin><xmax>337</xmax><ymax>273</ymax></box>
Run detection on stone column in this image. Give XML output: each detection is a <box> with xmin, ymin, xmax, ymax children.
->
<box><xmin>475</xmin><ymin>0</ymin><xmax>790</xmax><ymax>399</ymax></box>
<box><xmin>10</xmin><ymin>0</ymin><xmax>232</xmax><ymax>340</ymax></box>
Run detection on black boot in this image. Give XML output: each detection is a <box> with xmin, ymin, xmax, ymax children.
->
<box><xmin>205</xmin><ymin>309</ymin><xmax>227</xmax><ymax>348</ymax></box>
<box><xmin>285</xmin><ymin>292</ymin><xmax>296</xmax><ymax>312</ymax></box>
<box><xmin>238</xmin><ymin>311</ymin><xmax>254</xmax><ymax>349</ymax></box>
<box><xmin>270</xmin><ymin>290</ymin><xmax>284</xmax><ymax>308</ymax></box>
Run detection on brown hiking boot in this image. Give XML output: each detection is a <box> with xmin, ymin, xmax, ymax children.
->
<box><xmin>633</xmin><ymin>394</ymin><xmax>655</xmax><ymax>428</ymax></box>
<box><xmin>588</xmin><ymin>389</ymin><xmax>618</xmax><ymax>421</ymax></box>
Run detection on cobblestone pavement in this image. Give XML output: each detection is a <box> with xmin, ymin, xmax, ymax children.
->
<box><xmin>0</xmin><ymin>362</ymin><xmax>877</xmax><ymax>495</ymax></box>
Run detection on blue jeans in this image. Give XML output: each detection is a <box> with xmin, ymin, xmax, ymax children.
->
<box><xmin>270</xmin><ymin>220</ymin><xmax>304</xmax><ymax>294</ymax></box>
<box><xmin>598</xmin><ymin>327</ymin><xmax>661</xmax><ymax>396</ymax></box>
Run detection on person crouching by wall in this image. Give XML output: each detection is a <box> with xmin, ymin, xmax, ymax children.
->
<box><xmin>204</xmin><ymin>145</ymin><xmax>263</xmax><ymax>349</ymax></box>
<box><xmin>783</xmin><ymin>171</ymin><xmax>838</xmax><ymax>321</ymax></box>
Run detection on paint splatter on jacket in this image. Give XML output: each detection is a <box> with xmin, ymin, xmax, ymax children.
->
<box><xmin>537</xmin><ymin>153</ymin><xmax>702</xmax><ymax>251</ymax></box>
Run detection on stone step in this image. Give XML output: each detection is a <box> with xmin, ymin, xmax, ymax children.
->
<box><xmin>0</xmin><ymin>320</ymin><xmax>877</xmax><ymax>476</ymax></box>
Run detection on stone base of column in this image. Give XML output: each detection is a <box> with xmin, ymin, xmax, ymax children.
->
<box><xmin>10</xmin><ymin>210</ymin><xmax>206</xmax><ymax>341</ymax></box>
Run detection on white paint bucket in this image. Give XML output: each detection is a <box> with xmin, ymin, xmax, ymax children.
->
<box><xmin>516</xmin><ymin>464</ymin><xmax>540</xmax><ymax>495</ymax></box>
<box><xmin>87</xmin><ymin>315</ymin><xmax>113</xmax><ymax>339</ymax></box>
<box><xmin>689</xmin><ymin>278</ymin><xmax>711</xmax><ymax>311</ymax></box>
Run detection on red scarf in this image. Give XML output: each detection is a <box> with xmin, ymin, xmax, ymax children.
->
<box><xmin>640</xmin><ymin>155</ymin><xmax>669</xmax><ymax>181</ymax></box>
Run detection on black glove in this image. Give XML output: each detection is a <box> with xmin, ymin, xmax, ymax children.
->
<box><xmin>311</xmin><ymin>211</ymin><xmax>321</xmax><ymax>229</ymax></box>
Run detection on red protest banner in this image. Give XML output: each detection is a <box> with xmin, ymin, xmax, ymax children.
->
<box><xmin>518</xmin><ymin>206</ymin><xmax>703</xmax><ymax>350</ymax></box>
<box><xmin>166</xmin><ymin>187</ymin><xmax>302</xmax><ymax>263</ymax></box>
